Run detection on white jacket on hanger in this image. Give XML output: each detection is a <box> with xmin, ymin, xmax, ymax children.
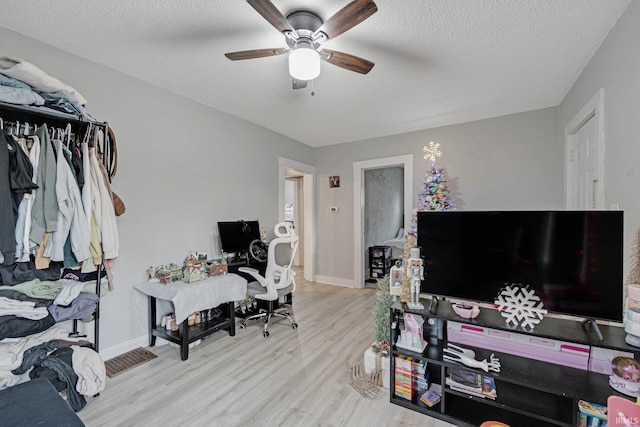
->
<box><xmin>44</xmin><ymin>139</ymin><xmax>91</xmax><ymax>263</ymax></box>
<box><xmin>88</xmin><ymin>138</ymin><xmax>118</xmax><ymax>260</ymax></box>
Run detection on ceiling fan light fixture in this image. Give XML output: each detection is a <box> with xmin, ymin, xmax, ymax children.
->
<box><xmin>288</xmin><ymin>40</ymin><xmax>320</xmax><ymax>81</ymax></box>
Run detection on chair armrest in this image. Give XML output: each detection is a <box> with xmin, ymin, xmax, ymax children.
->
<box><xmin>237</xmin><ymin>267</ymin><xmax>265</xmax><ymax>286</ymax></box>
<box><xmin>237</xmin><ymin>266</ymin><xmax>258</xmax><ymax>275</ymax></box>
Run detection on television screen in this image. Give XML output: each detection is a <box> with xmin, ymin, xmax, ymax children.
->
<box><xmin>217</xmin><ymin>220</ymin><xmax>261</xmax><ymax>254</ymax></box>
<box><xmin>417</xmin><ymin>210</ymin><xmax>624</xmax><ymax>322</ymax></box>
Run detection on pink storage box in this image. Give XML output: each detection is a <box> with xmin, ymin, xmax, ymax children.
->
<box><xmin>447</xmin><ymin>321</ymin><xmax>590</xmax><ymax>370</ymax></box>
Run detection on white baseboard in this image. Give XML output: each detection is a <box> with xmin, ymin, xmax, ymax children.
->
<box><xmin>98</xmin><ymin>334</ymin><xmax>150</xmax><ymax>360</ymax></box>
<box><xmin>314</xmin><ymin>275</ymin><xmax>355</xmax><ymax>288</ymax></box>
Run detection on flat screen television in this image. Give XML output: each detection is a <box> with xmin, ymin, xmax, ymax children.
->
<box><xmin>416</xmin><ymin>210</ymin><xmax>624</xmax><ymax>322</ymax></box>
<box><xmin>217</xmin><ymin>220</ymin><xmax>261</xmax><ymax>254</ymax></box>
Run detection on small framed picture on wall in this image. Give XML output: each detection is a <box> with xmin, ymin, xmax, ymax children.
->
<box><xmin>329</xmin><ymin>176</ymin><xmax>340</xmax><ymax>188</ymax></box>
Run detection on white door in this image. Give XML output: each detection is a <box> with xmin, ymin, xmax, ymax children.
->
<box><xmin>567</xmin><ymin>115</ymin><xmax>600</xmax><ymax>209</ymax></box>
<box><xmin>565</xmin><ymin>89</ymin><xmax>604</xmax><ymax>210</ymax></box>
<box><xmin>285</xmin><ymin>176</ymin><xmax>303</xmax><ymax>266</ymax></box>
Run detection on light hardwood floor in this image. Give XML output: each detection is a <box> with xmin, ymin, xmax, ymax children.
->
<box><xmin>78</xmin><ymin>273</ymin><xmax>457</xmax><ymax>427</ymax></box>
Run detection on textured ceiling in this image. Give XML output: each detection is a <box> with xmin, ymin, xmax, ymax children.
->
<box><xmin>0</xmin><ymin>0</ymin><xmax>631</xmax><ymax>147</ymax></box>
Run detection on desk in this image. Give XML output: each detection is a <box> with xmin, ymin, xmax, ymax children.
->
<box><xmin>134</xmin><ymin>274</ymin><xmax>247</xmax><ymax>360</ymax></box>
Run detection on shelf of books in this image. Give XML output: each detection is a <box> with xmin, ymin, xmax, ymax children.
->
<box><xmin>389</xmin><ymin>324</ymin><xmax>581</xmax><ymax>424</ymax></box>
<box><xmin>391</xmin><ymin>355</ymin><xmax>445</xmax><ymax>413</ymax></box>
<box><xmin>390</xmin><ymin>347</ymin><xmax>577</xmax><ymax>426</ymax></box>
<box><xmin>388</xmin><ymin>302</ymin><xmax>640</xmax><ymax>426</ymax></box>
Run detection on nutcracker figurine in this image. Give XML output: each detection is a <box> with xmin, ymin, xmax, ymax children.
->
<box><xmin>406</xmin><ymin>247</ymin><xmax>425</xmax><ymax>309</ymax></box>
<box><xmin>389</xmin><ymin>262</ymin><xmax>403</xmax><ymax>301</ymax></box>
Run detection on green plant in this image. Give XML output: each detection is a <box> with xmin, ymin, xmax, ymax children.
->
<box><xmin>372</xmin><ymin>275</ymin><xmax>393</xmax><ymax>352</ymax></box>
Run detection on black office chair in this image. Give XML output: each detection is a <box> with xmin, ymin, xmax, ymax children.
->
<box><xmin>238</xmin><ymin>222</ymin><xmax>299</xmax><ymax>337</ymax></box>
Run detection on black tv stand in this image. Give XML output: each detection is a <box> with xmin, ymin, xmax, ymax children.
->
<box><xmin>391</xmin><ymin>300</ymin><xmax>638</xmax><ymax>426</ymax></box>
<box><xmin>582</xmin><ymin>318</ymin><xmax>604</xmax><ymax>342</ymax></box>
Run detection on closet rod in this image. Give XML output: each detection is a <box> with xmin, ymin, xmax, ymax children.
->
<box><xmin>0</xmin><ymin>101</ymin><xmax>107</xmax><ymax>128</ymax></box>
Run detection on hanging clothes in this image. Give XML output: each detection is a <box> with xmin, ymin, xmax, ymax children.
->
<box><xmin>29</xmin><ymin>124</ymin><xmax>58</xmax><ymax>248</ymax></box>
<box><xmin>80</xmin><ymin>141</ymin><xmax>91</xmax><ymax>232</ymax></box>
<box><xmin>87</xmin><ymin>135</ymin><xmax>118</xmax><ymax>260</ymax></box>
<box><xmin>0</xmin><ymin>130</ymin><xmax>16</xmax><ymax>264</ymax></box>
<box><xmin>6</xmin><ymin>133</ymin><xmax>37</xmax><ymax>209</ymax></box>
<box><xmin>15</xmin><ymin>135</ymin><xmax>40</xmax><ymax>262</ymax></box>
<box><xmin>43</xmin><ymin>139</ymin><xmax>90</xmax><ymax>263</ymax></box>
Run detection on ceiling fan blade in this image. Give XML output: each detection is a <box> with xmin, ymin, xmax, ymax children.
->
<box><xmin>314</xmin><ymin>0</ymin><xmax>378</xmax><ymax>41</ymax></box>
<box><xmin>292</xmin><ymin>79</ymin><xmax>308</xmax><ymax>90</ymax></box>
<box><xmin>321</xmin><ymin>49</ymin><xmax>374</xmax><ymax>74</ymax></box>
<box><xmin>225</xmin><ymin>48</ymin><xmax>287</xmax><ymax>61</ymax></box>
<box><xmin>246</xmin><ymin>0</ymin><xmax>294</xmax><ymax>34</ymax></box>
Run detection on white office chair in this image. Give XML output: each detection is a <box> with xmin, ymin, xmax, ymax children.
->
<box><xmin>238</xmin><ymin>222</ymin><xmax>299</xmax><ymax>337</ymax></box>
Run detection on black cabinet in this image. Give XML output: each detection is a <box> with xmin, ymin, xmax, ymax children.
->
<box><xmin>389</xmin><ymin>300</ymin><xmax>638</xmax><ymax>426</ymax></box>
<box><xmin>369</xmin><ymin>245</ymin><xmax>392</xmax><ymax>279</ymax></box>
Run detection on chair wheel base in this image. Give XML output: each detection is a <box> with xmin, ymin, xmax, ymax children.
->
<box><xmin>292</xmin><ymin>323</ymin><xmax>298</xmax><ymax>330</ymax></box>
<box><xmin>239</xmin><ymin>324</ymin><xmax>246</xmax><ymax>330</ymax></box>
<box><xmin>263</xmin><ymin>331</ymin><xmax>270</xmax><ymax>338</ymax></box>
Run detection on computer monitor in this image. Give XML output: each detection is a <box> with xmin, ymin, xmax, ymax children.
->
<box><xmin>217</xmin><ymin>220</ymin><xmax>261</xmax><ymax>255</ymax></box>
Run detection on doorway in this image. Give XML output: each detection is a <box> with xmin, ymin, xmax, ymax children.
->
<box><xmin>363</xmin><ymin>167</ymin><xmax>404</xmax><ymax>288</ymax></box>
<box><xmin>285</xmin><ymin>174</ymin><xmax>303</xmax><ymax>266</ymax></box>
<box><xmin>353</xmin><ymin>155</ymin><xmax>413</xmax><ymax>289</ymax></box>
<box><xmin>565</xmin><ymin>88</ymin><xmax>605</xmax><ymax>209</ymax></box>
<box><xmin>279</xmin><ymin>157</ymin><xmax>315</xmax><ymax>282</ymax></box>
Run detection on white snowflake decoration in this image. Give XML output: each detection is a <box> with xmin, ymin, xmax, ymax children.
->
<box><xmin>423</xmin><ymin>141</ymin><xmax>442</xmax><ymax>162</ymax></box>
<box><xmin>494</xmin><ymin>284</ymin><xmax>548</xmax><ymax>330</ymax></box>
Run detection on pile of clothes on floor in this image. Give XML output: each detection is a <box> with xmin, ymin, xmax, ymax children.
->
<box><xmin>0</xmin><ymin>327</ymin><xmax>105</xmax><ymax>412</ymax></box>
<box><xmin>0</xmin><ymin>263</ymin><xmax>106</xmax><ymax>412</ymax></box>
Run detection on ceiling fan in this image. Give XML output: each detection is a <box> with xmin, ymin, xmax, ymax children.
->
<box><xmin>225</xmin><ymin>0</ymin><xmax>378</xmax><ymax>89</ymax></box>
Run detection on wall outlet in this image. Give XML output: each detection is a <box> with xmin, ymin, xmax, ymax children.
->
<box><xmin>330</xmin><ymin>206</ymin><xmax>339</xmax><ymax>213</ymax></box>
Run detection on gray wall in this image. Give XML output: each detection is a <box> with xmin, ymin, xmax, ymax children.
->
<box><xmin>0</xmin><ymin>27</ymin><xmax>313</xmax><ymax>356</ymax></box>
<box><xmin>314</xmin><ymin>107</ymin><xmax>562</xmax><ymax>283</ymax></box>
<box><xmin>558</xmin><ymin>0</ymin><xmax>640</xmax><ymax>280</ymax></box>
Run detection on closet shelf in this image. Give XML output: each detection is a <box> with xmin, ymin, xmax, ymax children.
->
<box><xmin>0</xmin><ymin>102</ymin><xmax>105</xmax><ymax>126</ymax></box>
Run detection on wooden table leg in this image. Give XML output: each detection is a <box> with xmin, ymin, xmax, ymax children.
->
<box><xmin>149</xmin><ymin>296</ymin><xmax>157</xmax><ymax>347</ymax></box>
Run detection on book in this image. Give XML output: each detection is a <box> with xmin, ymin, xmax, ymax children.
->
<box><xmin>446</xmin><ymin>368</ymin><xmax>498</xmax><ymax>400</ymax></box>
<box><xmin>447</xmin><ymin>367</ymin><xmax>482</xmax><ymax>391</ymax></box>
<box><xmin>446</xmin><ymin>379</ymin><xmax>486</xmax><ymax>398</ymax></box>
<box><xmin>420</xmin><ymin>389</ymin><xmax>441</xmax><ymax>407</ymax></box>
<box><xmin>394</xmin><ymin>355</ymin><xmax>414</xmax><ymax>400</ymax></box>
<box><xmin>577</xmin><ymin>400</ymin><xmax>607</xmax><ymax>423</ymax></box>
<box><xmin>413</xmin><ymin>359</ymin><xmax>429</xmax><ymax>395</ymax></box>
<box><xmin>481</xmin><ymin>375</ymin><xmax>497</xmax><ymax>399</ymax></box>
